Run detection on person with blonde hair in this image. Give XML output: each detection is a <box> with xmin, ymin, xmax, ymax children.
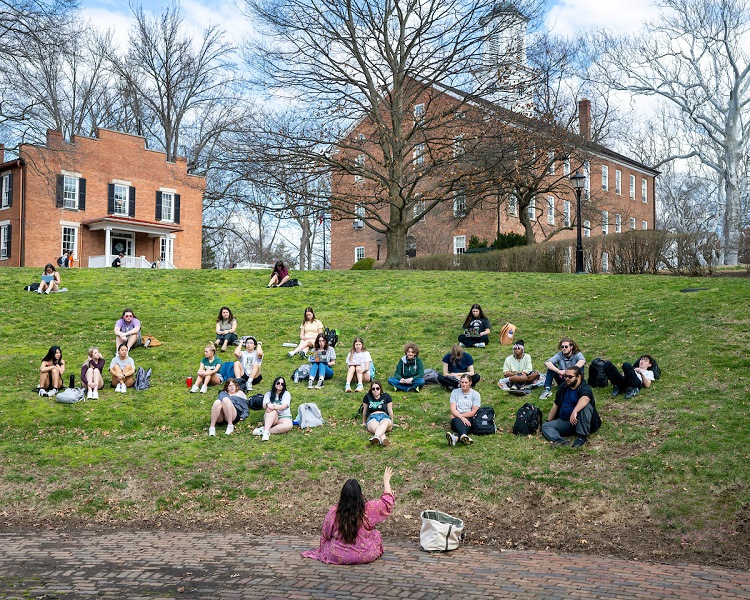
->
<box><xmin>190</xmin><ymin>344</ymin><xmax>223</xmax><ymax>394</ymax></box>
<box><xmin>81</xmin><ymin>347</ymin><xmax>105</xmax><ymax>400</ymax></box>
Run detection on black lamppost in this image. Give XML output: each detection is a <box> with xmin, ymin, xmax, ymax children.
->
<box><xmin>570</xmin><ymin>171</ymin><xmax>586</xmax><ymax>274</ymax></box>
<box><xmin>376</xmin><ymin>238</ymin><xmax>382</xmax><ymax>261</ymax></box>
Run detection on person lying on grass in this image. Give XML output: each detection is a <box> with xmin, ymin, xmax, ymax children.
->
<box><xmin>603</xmin><ymin>354</ymin><xmax>658</xmax><ymax>399</ymax></box>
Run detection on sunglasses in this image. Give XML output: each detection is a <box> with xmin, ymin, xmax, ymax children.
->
<box><xmin>275</xmin><ymin>381</ymin><xmax>285</xmax><ymax>386</ymax></box>
<box><xmin>561</xmin><ymin>345</ymin><xmax>571</xmax><ymax>349</ymax></box>
<box><xmin>563</xmin><ymin>374</ymin><xmax>577</xmax><ymax>380</ymax></box>
<box><xmin>371</xmin><ymin>386</ymin><xmax>381</xmax><ymax>391</ymax></box>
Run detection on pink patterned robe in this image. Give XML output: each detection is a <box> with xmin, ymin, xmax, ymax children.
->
<box><xmin>301</xmin><ymin>492</ymin><xmax>395</xmax><ymax>564</ymax></box>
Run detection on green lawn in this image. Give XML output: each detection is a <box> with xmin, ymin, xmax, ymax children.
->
<box><xmin>0</xmin><ymin>267</ymin><xmax>748</xmax><ymax>567</ymax></box>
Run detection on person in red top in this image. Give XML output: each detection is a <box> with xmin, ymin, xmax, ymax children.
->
<box><xmin>267</xmin><ymin>261</ymin><xmax>290</xmax><ymax>287</ymax></box>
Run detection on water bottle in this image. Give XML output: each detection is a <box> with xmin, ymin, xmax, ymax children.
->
<box><xmin>293</xmin><ymin>370</ymin><xmax>299</xmax><ymax>384</ymax></box>
<box><xmin>69</xmin><ymin>374</ymin><xmax>75</xmax><ymax>388</ymax></box>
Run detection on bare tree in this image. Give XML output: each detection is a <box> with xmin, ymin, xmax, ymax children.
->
<box><xmin>590</xmin><ymin>0</ymin><xmax>750</xmax><ymax>265</ymax></box>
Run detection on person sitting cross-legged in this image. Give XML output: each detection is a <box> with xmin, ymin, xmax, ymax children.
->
<box><xmin>498</xmin><ymin>340</ymin><xmax>539</xmax><ymax>389</ymax></box>
<box><xmin>387</xmin><ymin>342</ymin><xmax>424</xmax><ymax>393</ymax></box>
<box><xmin>541</xmin><ymin>367</ymin><xmax>600</xmax><ymax>448</ymax></box>
<box><xmin>446</xmin><ymin>374</ymin><xmax>481</xmax><ymax>446</ymax></box>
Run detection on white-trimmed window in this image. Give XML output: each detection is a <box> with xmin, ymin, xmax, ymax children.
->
<box><xmin>160</xmin><ymin>236</ymin><xmax>174</xmax><ymax>264</ymax></box>
<box><xmin>353</xmin><ymin>204</ymin><xmax>365</xmax><ymax>229</ymax></box>
<box><xmin>161</xmin><ymin>192</ymin><xmax>174</xmax><ymax>222</ymax></box>
<box><xmin>629</xmin><ymin>175</ymin><xmax>636</xmax><ymax>199</ymax></box>
<box><xmin>583</xmin><ymin>219</ymin><xmax>590</xmax><ymax>238</ymax></box>
<box><xmin>547</xmin><ymin>196</ymin><xmax>555</xmax><ymax>225</ymax></box>
<box><xmin>601</xmin><ymin>165</ymin><xmax>609</xmax><ymax>191</ymax></box>
<box><xmin>354</xmin><ymin>154</ymin><xmax>364</xmax><ymax>182</ymax></box>
<box><xmin>642</xmin><ymin>220</ymin><xmax>648</xmax><ymax>230</ymax></box>
<box><xmin>453</xmin><ymin>235</ymin><xmax>466</xmax><ymax>255</ymax></box>
<box><xmin>602</xmin><ymin>252</ymin><xmax>609</xmax><ymax>273</ymax></box>
<box><xmin>114</xmin><ymin>184</ymin><xmax>129</xmax><ymax>216</ymax></box>
<box><xmin>414</xmin><ymin>103</ymin><xmax>425</xmax><ymax>121</ymax></box>
<box><xmin>563</xmin><ymin>156</ymin><xmax>571</xmax><ymax>176</ymax></box>
<box><xmin>642</xmin><ymin>178</ymin><xmax>648</xmax><ymax>202</ymax></box>
<box><xmin>413</xmin><ymin>197</ymin><xmax>426</xmax><ymax>222</ymax></box>
<box><xmin>0</xmin><ymin>221</ymin><xmax>10</xmax><ymax>259</ymax></box>
<box><xmin>615</xmin><ymin>169</ymin><xmax>622</xmax><ymax>195</ymax></box>
<box><xmin>630</xmin><ymin>217</ymin><xmax>636</xmax><ymax>230</ymax></box>
<box><xmin>1</xmin><ymin>173</ymin><xmax>11</xmax><ymax>209</ymax></box>
<box><xmin>528</xmin><ymin>196</ymin><xmax>536</xmax><ymax>221</ymax></box>
<box><xmin>414</xmin><ymin>143</ymin><xmax>425</xmax><ymax>167</ymax></box>
<box><xmin>602</xmin><ymin>210</ymin><xmax>609</xmax><ymax>235</ymax></box>
<box><xmin>615</xmin><ymin>213</ymin><xmax>622</xmax><ymax>233</ymax></box>
<box><xmin>563</xmin><ymin>200</ymin><xmax>571</xmax><ymax>227</ymax></box>
<box><xmin>63</xmin><ymin>175</ymin><xmax>79</xmax><ymax>209</ymax></box>
<box><xmin>548</xmin><ymin>151</ymin><xmax>555</xmax><ymax>175</ymax></box>
<box><xmin>61</xmin><ymin>224</ymin><xmax>78</xmax><ymax>258</ymax></box>
<box><xmin>453</xmin><ymin>191</ymin><xmax>467</xmax><ymax>217</ymax></box>
<box><xmin>508</xmin><ymin>196</ymin><xmax>518</xmax><ymax>217</ymax></box>
<box><xmin>355</xmin><ymin>246</ymin><xmax>365</xmax><ymax>262</ymax></box>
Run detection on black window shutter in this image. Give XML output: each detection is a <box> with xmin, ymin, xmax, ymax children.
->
<box><xmin>129</xmin><ymin>186</ymin><xmax>136</xmax><ymax>217</ymax></box>
<box><xmin>155</xmin><ymin>191</ymin><xmax>162</xmax><ymax>220</ymax></box>
<box><xmin>108</xmin><ymin>183</ymin><xmax>115</xmax><ymax>214</ymax></box>
<box><xmin>5</xmin><ymin>223</ymin><xmax>11</xmax><ymax>258</ymax></box>
<box><xmin>78</xmin><ymin>178</ymin><xmax>86</xmax><ymax>211</ymax></box>
<box><xmin>6</xmin><ymin>172</ymin><xmax>12</xmax><ymax>208</ymax></box>
<box><xmin>56</xmin><ymin>175</ymin><xmax>64</xmax><ymax>208</ymax></box>
<box><xmin>174</xmin><ymin>194</ymin><xmax>180</xmax><ymax>224</ymax></box>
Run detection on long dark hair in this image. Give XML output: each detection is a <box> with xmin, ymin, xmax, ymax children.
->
<box><xmin>462</xmin><ymin>303</ymin><xmax>486</xmax><ymax>328</ymax></box>
<box><xmin>270</xmin><ymin>376</ymin><xmax>287</xmax><ymax>401</ymax></box>
<box><xmin>273</xmin><ymin>260</ymin><xmax>285</xmax><ymax>274</ymax></box>
<box><xmin>302</xmin><ymin>306</ymin><xmax>316</xmax><ymax>324</ymax></box>
<box><xmin>559</xmin><ymin>337</ymin><xmax>580</xmax><ymax>355</ymax></box>
<box><xmin>41</xmin><ymin>345</ymin><xmax>62</xmax><ymax>365</ymax></box>
<box><xmin>314</xmin><ymin>332</ymin><xmax>329</xmax><ymax>351</ymax></box>
<box><xmin>217</xmin><ymin>306</ymin><xmax>234</xmax><ymax>323</ymax></box>
<box><xmin>336</xmin><ymin>479</ymin><xmax>366</xmax><ymax>544</ymax></box>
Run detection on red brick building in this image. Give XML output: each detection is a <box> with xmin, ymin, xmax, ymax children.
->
<box><xmin>0</xmin><ymin>129</ymin><xmax>205</xmax><ymax>269</ymax></box>
<box><xmin>329</xmin><ymin>87</ymin><xmax>658</xmax><ymax>270</ymax></box>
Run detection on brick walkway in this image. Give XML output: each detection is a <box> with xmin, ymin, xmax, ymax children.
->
<box><xmin>0</xmin><ymin>532</ymin><xmax>748</xmax><ymax>599</ymax></box>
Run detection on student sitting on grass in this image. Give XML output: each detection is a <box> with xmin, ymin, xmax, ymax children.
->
<box><xmin>308</xmin><ymin>332</ymin><xmax>336</xmax><ymax>389</ymax></box>
<box><xmin>214</xmin><ymin>306</ymin><xmax>238</xmax><ymax>352</ymax></box>
<box><xmin>38</xmin><ymin>346</ymin><xmax>65</xmax><ymax>397</ymax></box>
<box><xmin>438</xmin><ymin>344</ymin><xmax>480</xmax><ymax>390</ymax></box>
<box><xmin>301</xmin><ymin>467</ymin><xmax>395</xmax><ymax>565</ymax></box>
<box><xmin>288</xmin><ymin>306</ymin><xmax>324</xmax><ymax>358</ymax></box>
<box><xmin>458</xmin><ymin>303</ymin><xmax>490</xmax><ymax>348</ymax></box>
<box><xmin>539</xmin><ymin>337</ymin><xmax>586</xmax><ymax>400</ymax></box>
<box><xmin>37</xmin><ymin>263</ymin><xmax>60</xmax><ymax>294</ymax></box>
<box><xmin>226</xmin><ymin>336</ymin><xmax>263</xmax><ymax>392</ymax></box>
<box><xmin>81</xmin><ymin>347</ymin><xmax>105</xmax><ymax>400</ymax></box>
<box><xmin>498</xmin><ymin>340</ymin><xmax>539</xmax><ymax>389</ymax></box>
<box><xmin>208</xmin><ymin>378</ymin><xmax>248</xmax><ymax>437</ymax></box>
<box><xmin>446</xmin><ymin>374</ymin><xmax>481</xmax><ymax>446</ymax></box>
<box><xmin>362</xmin><ymin>381</ymin><xmax>394</xmax><ymax>446</ymax></box>
<box><xmin>190</xmin><ymin>344</ymin><xmax>222</xmax><ymax>394</ymax></box>
<box><xmin>387</xmin><ymin>342</ymin><xmax>424</xmax><ymax>392</ymax></box>
<box><xmin>267</xmin><ymin>260</ymin><xmax>290</xmax><ymax>287</ymax></box>
<box><xmin>253</xmin><ymin>376</ymin><xmax>293</xmax><ymax>442</ymax></box>
<box><xmin>109</xmin><ymin>344</ymin><xmax>135</xmax><ymax>393</ymax></box>
<box><xmin>345</xmin><ymin>337</ymin><xmax>373</xmax><ymax>393</ymax></box>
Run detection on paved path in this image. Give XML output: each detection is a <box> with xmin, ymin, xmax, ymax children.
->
<box><xmin>0</xmin><ymin>532</ymin><xmax>748</xmax><ymax>599</ymax></box>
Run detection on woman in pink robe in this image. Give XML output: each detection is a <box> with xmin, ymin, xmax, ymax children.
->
<box><xmin>302</xmin><ymin>467</ymin><xmax>394</xmax><ymax>565</ymax></box>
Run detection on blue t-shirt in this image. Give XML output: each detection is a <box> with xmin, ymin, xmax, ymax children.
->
<box><xmin>556</xmin><ymin>382</ymin><xmax>594</xmax><ymax>421</ymax></box>
<box><xmin>442</xmin><ymin>352</ymin><xmax>474</xmax><ymax>374</ymax></box>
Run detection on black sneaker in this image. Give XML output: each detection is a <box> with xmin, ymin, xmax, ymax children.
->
<box><xmin>551</xmin><ymin>439</ymin><xmax>570</xmax><ymax>448</ymax></box>
<box><xmin>611</xmin><ymin>385</ymin><xmax>620</xmax><ymax>397</ymax></box>
<box><xmin>459</xmin><ymin>434</ymin><xmax>473</xmax><ymax>445</ymax></box>
<box><xmin>572</xmin><ymin>436</ymin><xmax>587</xmax><ymax>448</ymax></box>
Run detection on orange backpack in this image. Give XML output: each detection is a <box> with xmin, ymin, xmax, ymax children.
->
<box><xmin>499</xmin><ymin>322</ymin><xmax>517</xmax><ymax>345</ymax></box>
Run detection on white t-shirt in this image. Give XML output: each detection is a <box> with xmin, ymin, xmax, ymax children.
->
<box><xmin>346</xmin><ymin>350</ymin><xmax>372</xmax><ymax>367</ymax></box>
<box><xmin>636</xmin><ymin>369</ymin><xmax>655</xmax><ymax>384</ymax></box>
<box><xmin>109</xmin><ymin>355</ymin><xmax>134</xmax><ymax>371</ymax></box>
<box><xmin>263</xmin><ymin>390</ymin><xmax>292</xmax><ymax>418</ymax></box>
<box><xmin>240</xmin><ymin>350</ymin><xmax>262</xmax><ymax>374</ymax></box>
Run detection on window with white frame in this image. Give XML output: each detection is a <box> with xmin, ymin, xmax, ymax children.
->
<box><xmin>0</xmin><ymin>221</ymin><xmax>9</xmax><ymax>259</ymax></box>
<box><xmin>354</xmin><ymin>154</ymin><xmax>365</xmax><ymax>181</ymax></box>
<box><xmin>563</xmin><ymin>200</ymin><xmax>571</xmax><ymax>227</ymax></box>
<box><xmin>453</xmin><ymin>235</ymin><xmax>466</xmax><ymax>255</ymax></box>
<box><xmin>615</xmin><ymin>169</ymin><xmax>621</xmax><ymax>195</ymax></box>
<box><xmin>528</xmin><ymin>196</ymin><xmax>536</xmax><ymax>221</ymax></box>
<box><xmin>453</xmin><ymin>190</ymin><xmax>466</xmax><ymax>217</ymax></box>
<box><xmin>642</xmin><ymin>178</ymin><xmax>648</xmax><ymax>202</ymax></box>
<box><xmin>63</xmin><ymin>175</ymin><xmax>79</xmax><ymax>209</ymax></box>
<box><xmin>453</xmin><ymin>135</ymin><xmax>464</xmax><ymax>157</ymax></box>
<box><xmin>630</xmin><ymin>217</ymin><xmax>636</xmax><ymax>230</ymax></box>
<box><xmin>114</xmin><ymin>184</ymin><xmax>129</xmax><ymax>216</ymax></box>
<box><xmin>1</xmin><ymin>173</ymin><xmax>10</xmax><ymax>209</ymax></box>
<box><xmin>414</xmin><ymin>143</ymin><xmax>424</xmax><ymax>167</ymax></box>
<box><xmin>413</xmin><ymin>196</ymin><xmax>426</xmax><ymax>222</ymax></box>
<box><xmin>547</xmin><ymin>195</ymin><xmax>555</xmax><ymax>225</ymax></box>
<box><xmin>354</xmin><ymin>204</ymin><xmax>365</xmax><ymax>219</ymax></box>
<box><xmin>583</xmin><ymin>219</ymin><xmax>590</xmax><ymax>237</ymax></box>
<box><xmin>642</xmin><ymin>220</ymin><xmax>648</xmax><ymax>230</ymax></box>
<box><xmin>601</xmin><ymin>165</ymin><xmax>609</xmax><ymax>191</ymax></box>
<box><xmin>548</xmin><ymin>151</ymin><xmax>555</xmax><ymax>175</ymax></box>
<box><xmin>161</xmin><ymin>192</ymin><xmax>174</xmax><ymax>222</ymax></box>
<box><xmin>602</xmin><ymin>252</ymin><xmax>609</xmax><ymax>273</ymax></box>
<box><xmin>61</xmin><ymin>225</ymin><xmax>78</xmax><ymax>258</ymax></box>
<box><xmin>602</xmin><ymin>210</ymin><xmax>609</xmax><ymax>235</ymax></box>
<box><xmin>355</xmin><ymin>246</ymin><xmax>365</xmax><ymax>262</ymax></box>
<box><xmin>160</xmin><ymin>236</ymin><xmax>174</xmax><ymax>264</ymax></box>
<box><xmin>563</xmin><ymin>156</ymin><xmax>570</xmax><ymax>176</ymax></box>
<box><xmin>414</xmin><ymin>103</ymin><xmax>425</xmax><ymax>121</ymax></box>
<box><xmin>629</xmin><ymin>174</ymin><xmax>636</xmax><ymax>199</ymax></box>
<box><xmin>508</xmin><ymin>195</ymin><xmax>518</xmax><ymax>217</ymax></box>
<box><xmin>615</xmin><ymin>213</ymin><xmax>622</xmax><ymax>233</ymax></box>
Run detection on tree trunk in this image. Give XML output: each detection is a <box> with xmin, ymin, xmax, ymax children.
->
<box><xmin>382</xmin><ymin>230</ymin><xmax>407</xmax><ymax>269</ymax></box>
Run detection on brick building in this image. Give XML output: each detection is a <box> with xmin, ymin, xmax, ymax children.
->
<box><xmin>329</xmin><ymin>89</ymin><xmax>658</xmax><ymax>270</ymax></box>
<box><xmin>0</xmin><ymin>129</ymin><xmax>205</xmax><ymax>269</ymax></box>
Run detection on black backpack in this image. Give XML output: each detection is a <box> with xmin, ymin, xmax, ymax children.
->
<box><xmin>325</xmin><ymin>327</ymin><xmax>339</xmax><ymax>347</ymax></box>
<box><xmin>248</xmin><ymin>393</ymin><xmax>264</xmax><ymax>410</ymax></box>
<box><xmin>472</xmin><ymin>406</ymin><xmax>496</xmax><ymax>435</ymax></box>
<box><xmin>512</xmin><ymin>403</ymin><xmax>543</xmax><ymax>436</ymax></box>
<box><xmin>588</xmin><ymin>358</ymin><xmax>609</xmax><ymax>387</ymax></box>
<box><xmin>56</xmin><ymin>255</ymin><xmax>65</xmax><ymax>267</ymax></box>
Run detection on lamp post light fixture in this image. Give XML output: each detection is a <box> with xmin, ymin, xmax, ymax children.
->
<box><xmin>570</xmin><ymin>171</ymin><xmax>586</xmax><ymax>274</ymax></box>
<box><xmin>376</xmin><ymin>238</ymin><xmax>382</xmax><ymax>261</ymax></box>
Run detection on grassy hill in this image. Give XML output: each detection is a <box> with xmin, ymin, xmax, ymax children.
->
<box><xmin>1</xmin><ymin>267</ymin><xmax>748</xmax><ymax>568</ymax></box>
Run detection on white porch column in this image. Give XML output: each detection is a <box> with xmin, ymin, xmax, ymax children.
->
<box><xmin>105</xmin><ymin>227</ymin><xmax>111</xmax><ymax>267</ymax></box>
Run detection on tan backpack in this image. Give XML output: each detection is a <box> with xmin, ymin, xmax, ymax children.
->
<box><xmin>499</xmin><ymin>322</ymin><xmax>517</xmax><ymax>345</ymax></box>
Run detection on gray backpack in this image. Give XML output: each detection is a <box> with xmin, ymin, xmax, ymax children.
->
<box><xmin>134</xmin><ymin>367</ymin><xmax>152</xmax><ymax>391</ymax></box>
<box><xmin>296</xmin><ymin>403</ymin><xmax>324</xmax><ymax>429</ymax></box>
<box><xmin>55</xmin><ymin>388</ymin><xmax>85</xmax><ymax>404</ymax></box>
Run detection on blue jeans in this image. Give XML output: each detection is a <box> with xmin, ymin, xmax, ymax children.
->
<box><xmin>387</xmin><ymin>376</ymin><xmax>425</xmax><ymax>392</ymax></box>
<box><xmin>541</xmin><ymin>403</ymin><xmax>595</xmax><ymax>441</ymax></box>
<box><xmin>310</xmin><ymin>363</ymin><xmax>333</xmax><ymax>380</ymax></box>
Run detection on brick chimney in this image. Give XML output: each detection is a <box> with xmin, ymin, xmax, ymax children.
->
<box><xmin>46</xmin><ymin>129</ymin><xmax>64</xmax><ymax>147</ymax></box>
<box><xmin>578</xmin><ymin>98</ymin><xmax>591</xmax><ymax>141</ymax></box>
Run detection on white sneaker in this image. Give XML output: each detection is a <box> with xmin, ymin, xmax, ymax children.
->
<box><xmin>345</xmin><ymin>384</ymin><xmax>352</xmax><ymax>392</ymax></box>
<box><xmin>120</xmin><ymin>384</ymin><xmax>127</xmax><ymax>393</ymax></box>
<box><xmin>246</xmin><ymin>382</ymin><xmax>253</xmax><ymax>392</ymax></box>
<box><xmin>92</xmin><ymin>389</ymin><xmax>99</xmax><ymax>399</ymax></box>
<box><xmin>355</xmin><ymin>384</ymin><xmax>363</xmax><ymax>393</ymax></box>
<box><xmin>47</xmin><ymin>388</ymin><xmax>57</xmax><ymax>397</ymax></box>
<box><xmin>287</xmin><ymin>351</ymin><xmax>295</xmax><ymax>358</ymax></box>
<box><xmin>261</xmin><ymin>430</ymin><xmax>270</xmax><ymax>442</ymax></box>
<box><xmin>225</xmin><ymin>423</ymin><xmax>235</xmax><ymax>435</ymax></box>
<box><xmin>539</xmin><ymin>389</ymin><xmax>552</xmax><ymax>400</ymax></box>
<box><xmin>252</xmin><ymin>427</ymin><xmax>263</xmax><ymax>436</ymax></box>
<box><xmin>200</xmin><ymin>384</ymin><xmax>208</xmax><ymax>394</ymax></box>
<box><xmin>458</xmin><ymin>342</ymin><xmax>465</xmax><ymax>347</ymax></box>
<box><xmin>445</xmin><ymin>432</ymin><xmax>458</xmax><ymax>447</ymax></box>
<box><xmin>208</xmin><ymin>427</ymin><xmax>216</xmax><ymax>437</ymax></box>
<box><xmin>308</xmin><ymin>379</ymin><xmax>314</xmax><ymax>389</ymax></box>
<box><xmin>474</xmin><ymin>342</ymin><xmax>486</xmax><ymax>348</ymax></box>
<box><xmin>315</xmin><ymin>378</ymin><xmax>324</xmax><ymax>389</ymax></box>
<box><xmin>38</xmin><ymin>389</ymin><xmax>48</xmax><ymax>397</ymax></box>
<box><xmin>190</xmin><ymin>384</ymin><xmax>199</xmax><ymax>393</ymax></box>
<box><xmin>87</xmin><ymin>389</ymin><xmax>93</xmax><ymax>400</ymax></box>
